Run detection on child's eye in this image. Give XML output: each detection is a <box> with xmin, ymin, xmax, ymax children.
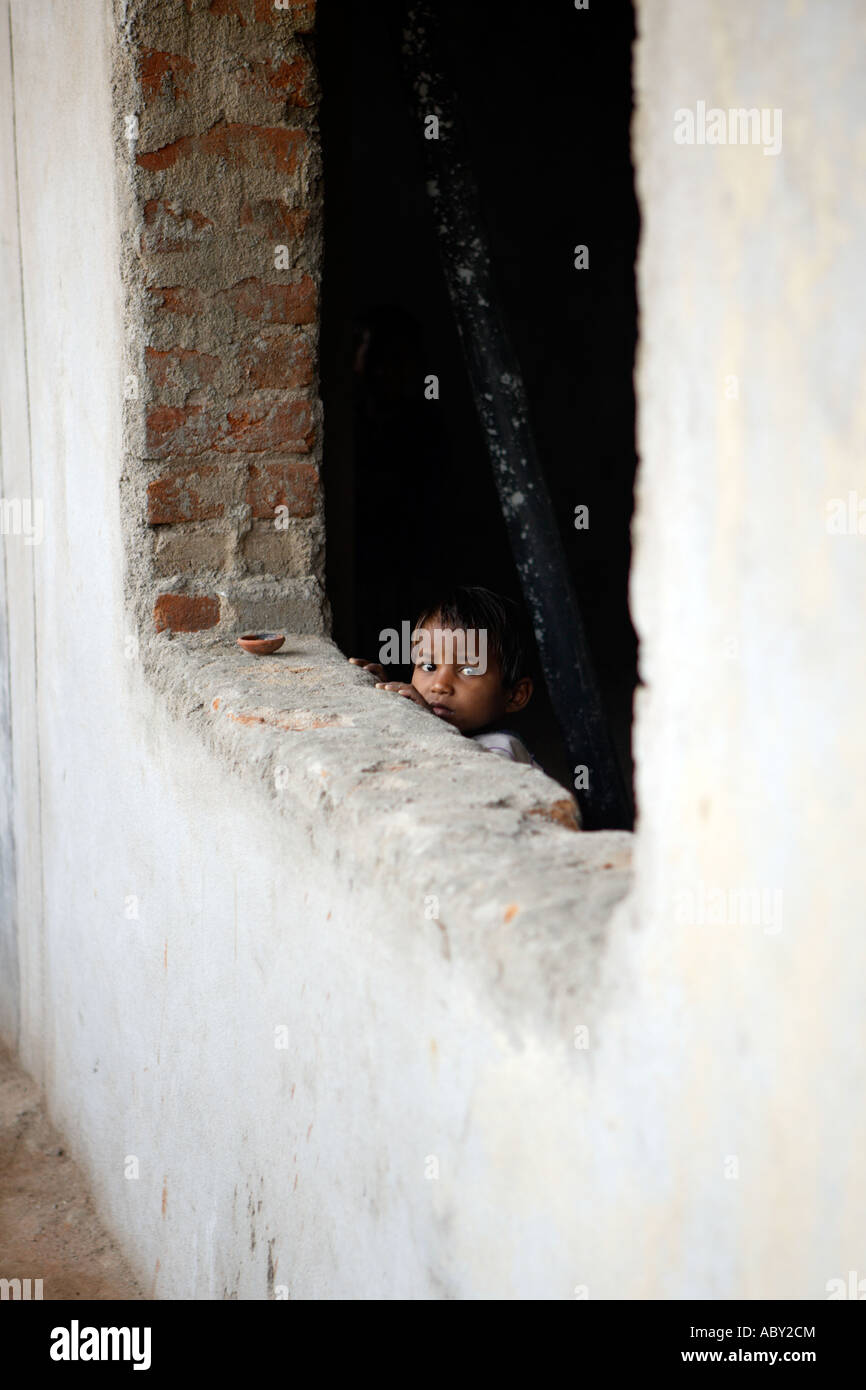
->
<box><xmin>461</xmin><ymin>666</ymin><xmax>482</xmax><ymax>677</ymax></box>
<box><xmin>420</xmin><ymin>662</ymin><xmax>436</xmax><ymax>673</ymax></box>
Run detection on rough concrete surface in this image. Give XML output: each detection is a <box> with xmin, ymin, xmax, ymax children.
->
<box><xmin>0</xmin><ymin>1047</ymin><xmax>146</xmax><ymax>1299</ymax></box>
<box><xmin>152</xmin><ymin>629</ymin><xmax>634</xmax><ymax>1042</ymax></box>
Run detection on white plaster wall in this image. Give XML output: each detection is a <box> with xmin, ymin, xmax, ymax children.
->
<box><xmin>1</xmin><ymin>0</ymin><xmax>864</xmax><ymax>1302</ymax></box>
<box><xmin>1</xmin><ymin>0</ymin><xmax>633</xmax><ymax>1300</ymax></box>
<box><xmin>625</xmin><ymin>0</ymin><xmax>866</xmax><ymax>1295</ymax></box>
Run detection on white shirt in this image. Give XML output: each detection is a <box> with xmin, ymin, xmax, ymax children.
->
<box><xmin>472</xmin><ymin>729</ymin><xmax>539</xmax><ymax>767</ymax></box>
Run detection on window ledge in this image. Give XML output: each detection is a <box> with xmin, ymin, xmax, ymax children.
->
<box><xmin>147</xmin><ymin>630</ymin><xmax>634</xmax><ymax>1040</ymax></box>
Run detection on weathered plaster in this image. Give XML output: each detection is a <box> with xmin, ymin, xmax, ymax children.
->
<box><xmin>0</xmin><ymin>0</ymin><xmax>635</xmax><ymax>1301</ymax></box>
<box><xmin>629</xmin><ymin>0</ymin><xmax>866</xmax><ymax>1296</ymax></box>
<box><xmin>2</xmin><ymin>0</ymin><xmax>863</xmax><ymax>1301</ymax></box>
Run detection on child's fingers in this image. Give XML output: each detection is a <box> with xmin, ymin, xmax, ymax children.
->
<box><xmin>349</xmin><ymin>657</ymin><xmax>386</xmax><ymax>678</ymax></box>
<box><xmin>375</xmin><ymin>682</ymin><xmax>414</xmax><ymax>697</ymax></box>
<box><xmin>375</xmin><ymin>683</ymin><xmax>428</xmax><ymax>709</ymax></box>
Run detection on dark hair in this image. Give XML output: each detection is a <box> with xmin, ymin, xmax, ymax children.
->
<box><xmin>413</xmin><ymin>585</ymin><xmax>534</xmax><ymax>690</ymax></box>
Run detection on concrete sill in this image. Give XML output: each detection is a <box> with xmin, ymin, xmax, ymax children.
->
<box><xmin>148</xmin><ymin>630</ymin><xmax>634</xmax><ymax>1040</ymax></box>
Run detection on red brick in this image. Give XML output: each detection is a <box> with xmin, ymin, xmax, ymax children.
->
<box><xmin>238</xmin><ymin>200</ymin><xmax>309</xmax><ymax>242</ymax></box>
<box><xmin>147</xmin><ymin>399</ymin><xmax>313</xmax><ymax>458</ymax></box>
<box><xmin>201</xmin><ymin>123</ymin><xmax>306</xmax><ymax>174</ymax></box>
<box><xmin>147</xmin><ymin>466</ymin><xmax>225</xmax><ymax>524</ymax></box>
<box><xmin>246</xmin><ymin>460</ymin><xmax>318</xmax><ymax>519</ymax></box>
<box><xmin>223</xmin><ymin>275</ymin><xmax>315</xmax><ymax>324</ymax></box>
<box><xmin>137</xmin><ymin>135</ymin><xmax>194</xmax><ymax>174</ymax></box>
<box><xmin>237</xmin><ymin>334</ymin><xmax>312</xmax><ymax>389</ymax></box>
<box><xmin>210</xmin><ymin>0</ymin><xmax>246</xmax><ymax>21</ymax></box>
<box><xmin>147</xmin><ymin>278</ymin><xmax>315</xmax><ymax>326</ymax></box>
<box><xmin>137</xmin><ymin>121</ymin><xmax>306</xmax><ymax>175</ymax></box>
<box><xmin>146</xmin><ymin>347</ymin><xmax>221</xmax><ymax>393</ymax></box>
<box><xmin>237</xmin><ymin>54</ymin><xmax>313</xmax><ymax>106</ymax></box>
<box><xmin>221</xmin><ymin>399</ymin><xmax>313</xmax><ymax>453</ymax></box>
<box><xmin>147</xmin><ymin>285</ymin><xmax>205</xmax><ymax>316</ymax></box>
<box><xmin>142</xmin><ymin>199</ymin><xmax>213</xmax><ymax>254</ymax></box>
<box><xmin>139</xmin><ymin>49</ymin><xmax>196</xmax><ymax>105</ymax></box>
<box><xmin>147</xmin><ymin>405</ymin><xmax>216</xmax><ymax>457</ymax></box>
<box><xmin>154</xmin><ymin>593</ymin><xmax>220</xmax><ymax>633</ymax></box>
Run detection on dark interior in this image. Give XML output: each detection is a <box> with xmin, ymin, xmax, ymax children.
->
<box><xmin>317</xmin><ymin>0</ymin><xmax>639</xmax><ymax>808</ymax></box>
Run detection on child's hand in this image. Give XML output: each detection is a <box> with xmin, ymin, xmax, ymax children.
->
<box><xmin>348</xmin><ymin>657</ymin><xmax>432</xmax><ymax>713</ymax></box>
<box><xmin>373</xmin><ymin>680</ymin><xmax>432</xmax><ymax>712</ymax></box>
<box><xmin>348</xmin><ymin>656</ymin><xmax>386</xmax><ymax>681</ymax></box>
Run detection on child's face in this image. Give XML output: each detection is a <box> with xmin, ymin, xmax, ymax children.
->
<box><xmin>410</xmin><ymin>623</ymin><xmax>532</xmax><ymax>734</ymax></box>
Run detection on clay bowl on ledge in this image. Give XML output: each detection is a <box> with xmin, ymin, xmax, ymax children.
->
<box><xmin>237</xmin><ymin>632</ymin><xmax>286</xmax><ymax>656</ymax></box>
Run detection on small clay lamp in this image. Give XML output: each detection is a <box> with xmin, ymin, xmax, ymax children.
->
<box><xmin>237</xmin><ymin>632</ymin><xmax>286</xmax><ymax>656</ymax></box>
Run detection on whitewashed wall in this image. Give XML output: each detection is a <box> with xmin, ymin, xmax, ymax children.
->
<box><xmin>0</xmin><ymin>0</ymin><xmax>863</xmax><ymax>1300</ymax></box>
<box><xmin>628</xmin><ymin>0</ymin><xmax>866</xmax><ymax>1296</ymax></box>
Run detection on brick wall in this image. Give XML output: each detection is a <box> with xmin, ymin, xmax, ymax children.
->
<box><xmin>117</xmin><ymin>0</ymin><xmax>327</xmax><ymax>637</ymax></box>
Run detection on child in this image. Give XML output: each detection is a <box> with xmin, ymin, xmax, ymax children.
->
<box><xmin>349</xmin><ymin>585</ymin><xmax>540</xmax><ymax>767</ymax></box>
